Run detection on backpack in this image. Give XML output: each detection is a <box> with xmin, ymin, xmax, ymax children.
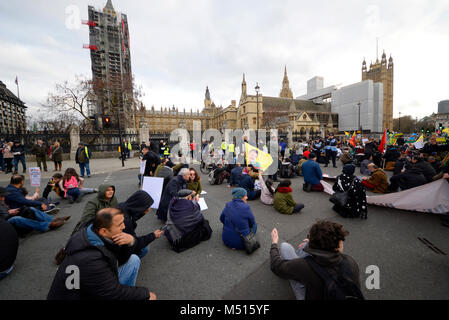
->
<box><xmin>304</xmin><ymin>255</ymin><xmax>364</xmax><ymax>300</ymax></box>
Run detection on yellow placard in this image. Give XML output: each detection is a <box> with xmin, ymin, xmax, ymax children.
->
<box><xmin>245</xmin><ymin>143</ymin><xmax>273</xmax><ymax>172</ymax></box>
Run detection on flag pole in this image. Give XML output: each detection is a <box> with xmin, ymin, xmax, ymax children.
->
<box><xmin>15</xmin><ymin>76</ymin><xmax>20</xmax><ymax>100</ymax></box>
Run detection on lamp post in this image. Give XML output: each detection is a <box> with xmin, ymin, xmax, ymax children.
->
<box><xmin>255</xmin><ymin>83</ymin><xmax>260</xmax><ymax>144</ymax></box>
<box><xmin>357</xmin><ymin>102</ymin><xmax>362</xmax><ymax>134</ymax></box>
<box><xmin>399</xmin><ymin>112</ymin><xmax>401</xmax><ymax>132</ymax></box>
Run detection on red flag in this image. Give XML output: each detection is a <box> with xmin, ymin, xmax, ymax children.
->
<box><xmin>348</xmin><ymin>132</ymin><xmax>356</xmax><ymax>147</ymax></box>
<box><xmin>379</xmin><ymin>129</ymin><xmax>387</xmax><ymax>153</ymax></box>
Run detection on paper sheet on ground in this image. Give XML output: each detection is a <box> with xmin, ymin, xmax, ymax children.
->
<box><xmin>141</xmin><ymin>176</ymin><xmax>164</xmax><ymax>209</ymax></box>
<box><xmin>198</xmin><ymin>198</ymin><xmax>208</xmax><ymax>211</ymax></box>
<box><xmin>201</xmin><ymin>190</ymin><xmax>207</xmax><ymax>195</ymax></box>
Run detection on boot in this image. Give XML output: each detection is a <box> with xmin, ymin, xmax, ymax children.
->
<box><xmin>49</xmin><ymin>220</ymin><xmax>65</xmax><ymax>230</ymax></box>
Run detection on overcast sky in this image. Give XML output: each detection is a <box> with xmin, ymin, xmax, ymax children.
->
<box><xmin>1</xmin><ymin>0</ymin><xmax>448</xmax><ymax>121</ymax></box>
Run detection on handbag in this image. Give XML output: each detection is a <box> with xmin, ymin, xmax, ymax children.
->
<box><xmin>329</xmin><ymin>178</ymin><xmax>354</xmax><ymax>207</ymax></box>
<box><xmin>226</xmin><ymin>210</ymin><xmax>260</xmax><ymax>254</ymax></box>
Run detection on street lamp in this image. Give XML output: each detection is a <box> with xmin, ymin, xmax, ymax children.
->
<box><xmin>255</xmin><ymin>83</ymin><xmax>260</xmax><ymax>143</ymax></box>
<box><xmin>357</xmin><ymin>102</ymin><xmax>362</xmax><ymax>134</ymax></box>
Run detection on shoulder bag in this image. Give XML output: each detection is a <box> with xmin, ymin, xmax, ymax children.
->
<box><xmin>329</xmin><ymin>177</ymin><xmax>354</xmax><ymax>207</ymax></box>
<box><xmin>226</xmin><ymin>210</ymin><xmax>260</xmax><ymax>254</ymax></box>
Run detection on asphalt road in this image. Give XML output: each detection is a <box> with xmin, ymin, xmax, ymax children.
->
<box><xmin>1</xmin><ymin>164</ymin><xmax>448</xmax><ymax>300</ymax></box>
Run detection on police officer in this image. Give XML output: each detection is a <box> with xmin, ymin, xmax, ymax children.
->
<box><xmin>312</xmin><ymin>138</ymin><xmax>323</xmax><ymax>163</ymax></box>
<box><xmin>324</xmin><ymin>133</ymin><xmax>338</xmax><ymax>168</ymax></box>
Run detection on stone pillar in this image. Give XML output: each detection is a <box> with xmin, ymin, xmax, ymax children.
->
<box><xmin>287</xmin><ymin>125</ymin><xmax>293</xmax><ymax>147</ymax></box>
<box><xmin>306</xmin><ymin>128</ymin><xmax>310</xmax><ymax>141</ymax></box>
<box><xmin>139</xmin><ymin>124</ymin><xmax>149</xmax><ymax>145</ymax></box>
<box><xmin>70</xmin><ymin>126</ymin><xmax>80</xmax><ymax>160</ymax></box>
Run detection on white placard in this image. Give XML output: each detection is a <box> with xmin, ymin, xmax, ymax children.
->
<box><xmin>140</xmin><ymin>160</ymin><xmax>146</xmax><ymax>174</ymax></box>
<box><xmin>142</xmin><ymin>176</ymin><xmax>164</xmax><ymax>209</ymax></box>
<box><xmin>362</xmin><ymin>139</ymin><xmax>369</xmax><ymax>145</ymax></box>
<box><xmin>29</xmin><ymin>167</ymin><xmax>41</xmax><ymax>187</ymax></box>
<box><xmin>197</xmin><ymin>198</ymin><xmax>208</xmax><ymax>211</ymax></box>
<box><xmin>200</xmin><ymin>190</ymin><xmax>207</xmax><ymax>195</ymax></box>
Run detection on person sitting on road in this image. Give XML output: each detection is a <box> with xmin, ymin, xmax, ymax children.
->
<box><xmin>228</xmin><ymin>163</ymin><xmax>243</xmax><ymax>188</ymax></box>
<box><xmin>393</xmin><ymin>150</ymin><xmax>410</xmax><ymax>175</ymax></box>
<box><xmin>301</xmin><ymin>153</ymin><xmax>324</xmax><ymax>192</ymax></box>
<box><xmin>258</xmin><ymin>171</ymin><xmax>275</xmax><ymax>205</ymax></box>
<box><xmin>387</xmin><ymin>162</ymin><xmax>427</xmax><ymax>193</ymax></box>
<box><xmin>155</xmin><ymin>157</ymin><xmax>174</xmax><ymax>191</ymax></box>
<box><xmin>238</xmin><ymin>166</ymin><xmax>261</xmax><ymax>200</ymax></box>
<box><xmin>383</xmin><ymin>146</ymin><xmax>400</xmax><ymax>171</ymax></box>
<box><xmin>47</xmin><ymin>208</ymin><xmax>157</xmax><ymax>300</ymax></box>
<box><xmin>60</xmin><ymin>168</ymin><xmax>97</xmax><ymax>204</ymax></box>
<box><xmin>362</xmin><ymin>163</ymin><xmax>389</xmax><ymax>193</ymax></box>
<box><xmin>164</xmin><ymin>189</ymin><xmax>212</xmax><ymax>253</ymax></box>
<box><xmin>118</xmin><ymin>190</ymin><xmax>163</xmax><ymax>259</ymax></box>
<box><xmin>220</xmin><ymin>188</ymin><xmax>257</xmax><ymax>251</ymax></box>
<box><xmin>42</xmin><ymin>173</ymin><xmax>64</xmax><ymax>201</ymax></box>
<box><xmin>428</xmin><ymin>156</ymin><xmax>442</xmax><ymax>175</ymax></box>
<box><xmin>360</xmin><ymin>154</ymin><xmax>373</xmax><ymax>176</ymax></box>
<box><xmin>210</xmin><ymin>163</ymin><xmax>230</xmax><ymax>185</ymax></box>
<box><xmin>270</xmin><ymin>220</ymin><xmax>363</xmax><ymax>300</ymax></box>
<box><xmin>187</xmin><ymin>168</ymin><xmax>202</xmax><ymax>195</ymax></box>
<box><xmin>332</xmin><ymin>164</ymin><xmax>367</xmax><ymax>219</ymax></box>
<box><xmin>0</xmin><ymin>187</ymin><xmax>19</xmax><ymax>280</ymax></box>
<box><xmin>410</xmin><ymin>153</ymin><xmax>436</xmax><ymax>183</ymax></box>
<box><xmin>157</xmin><ymin>168</ymin><xmax>190</xmax><ymax>222</ymax></box>
<box><xmin>274</xmin><ymin>180</ymin><xmax>305</xmax><ymax>215</ymax></box>
<box><xmin>340</xmin><ymin>148</ymin><xmax>353</xmax><ymax>166</ymax></box>
<box><xmin>280</xmin><ymin>158</ymin><xmax>295</xmax><ymax>179</ymax></box>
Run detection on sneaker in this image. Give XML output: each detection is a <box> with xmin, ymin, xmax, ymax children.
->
<box><xmin>45</xmin><ymin>207</ymin><xmax>60</xmax><ymax>215</ymax></box>
<box><xmin>49</xmin><ymin>220</ymin><xmax>65</xmax><ymax>230</ymax></box>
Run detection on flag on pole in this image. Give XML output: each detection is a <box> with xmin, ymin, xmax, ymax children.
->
<box><xmin>348</xmin><ymin>132</ymin><xmax>356</xmax><ymax>147</ymax></box>
<box><xmin>344</xmin><ymin>131</ymin><xmax>350</xmax><ymax>137</ymax></box>
<box><xmin>379</xmin><ymin>129</ymin><xmax>387</xmax><ymax>153</ymax></box>
<box><xmin>245</xmin><ymin>143</ymin><xmax>273</xmax><ymax>171</ymax></box>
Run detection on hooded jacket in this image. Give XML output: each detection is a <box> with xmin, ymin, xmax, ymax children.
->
<box><xmin>72</xmin><ymin>184</ymin><xmax>118</xmax><ymax>235</ymax></box>
<box><xmin>274</xmin><ymin>187</ymin><xmax>296</xmax><ymax>215</ymax></box>
<box><xmin>47</xmin><ymin>225</ymin><xmax>149</xmax><ymax>300</ymax></box>
<box><xmin>390</xmin><ymin>166</ymin><xmax>427</xmax><ymax>191</ymax></box>
<box><xmin>270</xmin><ymin>244</ymin><xmax>361</xmax><ymax>300</ymax></box>
<box><xmin>156</xmin><ymin>175</ymin><xmax>187</xmax><ymax>222</ymax></box>
<box><xmin>118</xmin><ymin>191</ymin><xmax>155</xmax><ymax>254</ymax></box>
<box><xmin>412</xmin><ymin>160</ymin><xmax>436</xmax><ymax>183</ymax></box>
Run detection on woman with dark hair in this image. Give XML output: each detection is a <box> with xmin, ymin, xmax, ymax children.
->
<box><xmin>258</xmin><ymin>171</ymin><xmax>275</xmax><ymax>205</ymax></box>
<box><xmin>274</xmin><ymin>180</ymin><xmax>304</xmax><ymax>214</ymax></box>
<box><xmin>332</xmin><ymin>164</ymin><xmax>367</xmax><ymax>219</ymax></box>
<box><xmin>59</xmin><ymin>168</ymin><xmax>96</xmax><ymax>203</ymax></box>
<box><xmin>187</xmin><ymin>168</ymin><xmax>202</xmax><ymax>195</ymax></box>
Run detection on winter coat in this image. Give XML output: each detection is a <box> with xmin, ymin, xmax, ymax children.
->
<box><xmin>72</xmin><ymin>184</ymin><xmax>118</xmax><ymax>235</ymax></box>
<box><xmin>143</xmin><ymin>150</ymin><xmax>161</xmax><ymax>176</ymax></box>
<box><xmin>332</xmin><ymin>174</ymin><xmax>367</xmax><ymax>218</ymax></box>
<box><xmin>259</xmin><ymin>175</ymin><xmax>274</xmax><ymax>205</ymax></box>
<box><xmin>5</xmin><ymin>184</ymin><xmax>44</xmax><ymax>209</ymax></box>
<box><xmin>340</xmin><ymin>152</ymin><xmax>352</xmax><ymax>165</ymax></box>
<box><xmin>75</xmin><ymin>146</ymin><xmax>91</xmax><ymax>164</ymax></box>
<box><xmin>229</xmin><ymin>166</ymin><xmax>243</xmax><ymax>186</ymax></box>
<box><xmin>117</xmin><ymin>191</ymin><xmax>156</xmax><ymax>255</ymax></box>
<box><xmin>383</xmin><ymin>147</ymin><xmax>400</xmax><ymax>163</ymax></box>
<box><xmin>390</xmin><ymin>166</ymin><xmax>427</xmax><ymax>191</ymax></box>
<box><xmin>393</xmin><ymin>158</ymin><xmax>409</xmax><ymax>175</ymax></box>
<box><xmin>187</xmin><ymin>180</ymin><xmax>202</xmax><ymax>195</ymax></box>
<box><xmin>32</xmin><ymin>144</ymin><xmax>47</xmax><ymax>158</ymax></box>
<box><xmin>270</xmin><ymin>244</ymin><xmax>361</xmax><ymax>300</ymax></box>
<box><xmin>366</xmin><ymin>169</ymin><xmax>389</xmax><ymax>193</ymax></box>
<box><xmin>413</xmin><ymin>160</ymin><xmax>436</xmax><ymax>183</ymax></box>
<box><xmin>47</xmin><ymin>225</ymin><xmax>149</xmax><ymax>300</ymax></box>
<box><xmin>156</xmin><ymin>175</ymin><xmax>187</xmax><ymax>222</ymax></box>
<box><xmin>11</xmin><ymin>144</ymin><xmax>25</xmax><ymax>157</ymax></box>
<box><xmin>220</xmin><ymin>199</ymin><xmax>257</xmax><ymax>250</ymax></box>
<box><xmin>51</xmin><ymin>146</ymin><xmax>63</xmax><ymax>162</ymax></box>
<box><xmin>302</xmin><ymin>160</ymin><xmax>323</xmax><ymax>185</ymax></box>
<box><xmin>0</xmin><ymin>216</ymin><xmax>19</xmax><ymax>273</ymax></box>
<box><xmin>238</xmin><ymin>174</ymin><xmax>258</xmax><ymax>200</ymax></box>
<box><xmin>274</xmin><ymin>187</ymin><xmax>296</xmax><ymax>215</ymax></box>
<box><xmin>156</xmin><ymin>166</ymin><xmax>174</xmax><ymax>191</ymax></box>
<box><xmin>360</xmin><ymin>160</ymin><xmax>372</xmax><ymax>176</ymax></box>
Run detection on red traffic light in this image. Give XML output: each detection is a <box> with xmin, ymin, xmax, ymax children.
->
<box><xmin>104</xmin><ymin>117</ymin><xmax>111</xmax><ymax>123</ymax></box>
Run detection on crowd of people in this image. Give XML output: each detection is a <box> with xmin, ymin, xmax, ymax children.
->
<box><xmin>1</xmin><ymin>131</ymin><xmax>449</xmax><ymax>301</ymax></box>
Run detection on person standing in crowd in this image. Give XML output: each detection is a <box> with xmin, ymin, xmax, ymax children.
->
<box><xmin>3</xmin><ymin>141</ymin><xmax>14</xmax><ymax>174</ymax></box>
<box><xmin>270</xmin><ymin>221</ymin><xmax>362</xmax><ymax>300</ymax></box>
<box><xmin>157</xmin><ymin>168</ymin><xmax>190</xmax><ymax>222</ymax></box>
<box><xmin>332</xmin><ymin>164</ymin><xmax>367</xmax><ymax>219</ymax></box>
<box><xmin>274</xmin><ymin>180</ymin><xmax>305</xmax><ymax>214</ymax></box>
<box><xmin>302</xmin><ymin>153</ymin><xmax>324</xmax><ymax>192</ymax></box>
<box><xmin>164</xmin><ymin>189</ymin><xmax>212</xmax><ymax>253</ymax></box>
<box><xmin>50</xmin><ymin>141</ymin><xmax>63</xmax><ymax>172</ymax></box>
<box><xmin>0</xmin><ymin>187</ymin><xmax>19</xmax><ymax>280</ymax></box>
<box><xmin>279</xmin><ymin>139</ymin><xmax>287</xmax><ymax>158</ymax></box>
<box><xmin>31</xmin><ymin>139</ymin><xmax>48</xmax><ymax>172</ymax></box>
<box><xmin>75</xmin><ymin>142</ymin><xmax>92</xmax><ymax>178</ymax></box>
<box><xmin>11</xmin><ymin>141</ymin><xmax>26</xmax><ymax>174</ymax></box>
<box><xmin>47</xmin><ymin>208</ymin><xmax>157</xmax><ymax>300</ymax></box>
<box><xmin>362</xmin><ymin>163</ymin><xmax>389</xmax><ymax>193</ymax></box>
<box><xmin>142</xmin><ymin>146</ymin><xmax>161</xmax><ymax>177</ymax></box>
<box><xmin>324</xmin><ymin>133</ymin><xmax>338</xmax><ymax>168</ymax></box>
<box><xmin>220</xmin><ymin>188</ymin><xmax>257</xmax><ymax>251</ymax></box>
<box><xmin>187</xmin><ymin>168</ymin><xmax>202</xmax><ymax>195</ymax></box>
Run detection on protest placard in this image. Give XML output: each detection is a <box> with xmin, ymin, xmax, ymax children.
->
<box><xmin>29</xmin><ymin>167</ymin><xmax>41</xmax><ymax>187</ymax></box>
<box><xmin>141</xmin><ymin>176</ymin><xmax>164</xmax><ymax>209</ymax></box>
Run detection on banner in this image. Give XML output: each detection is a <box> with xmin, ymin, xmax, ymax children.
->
<box><xmin>141</xmin><ymin>177</ymin><xmax>164</xmax><ymax>209</ymax></box>
<box><xmin>245</xmin><ymin>143</ymin><xmax>273</xmax><ymax>171</ymax></box>
<box><xmin>414</xmin><ymin>135</ymin><xmax>424</xmax><ymax>149</ymax></box>
<box><xmin>140</xmin><ymin>160</ymin><xmax>146</xmax><ymax>174</ymax></box>
<box><xmin>29</xmin><ymin>167</ymin><xmax>41</xmax><ymax>187</ymax></box>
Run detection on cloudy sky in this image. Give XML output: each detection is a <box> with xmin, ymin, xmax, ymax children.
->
<box><xmin>1</xmin><ymin>0</ymin><xmax>448</xmax><ymax>121</ymax></box>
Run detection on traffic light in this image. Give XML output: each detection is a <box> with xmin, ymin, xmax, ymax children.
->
<box><xmin>421</xmin><ymin>127</ymin><xmax>424</xmax><ymax>133</ymax></box>
<box><xmin>103</xmin><ymin>116</ymin><xmax>111</xmax><ymax>128</ymax></box>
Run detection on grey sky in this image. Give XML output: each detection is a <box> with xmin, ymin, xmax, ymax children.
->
<box><xmin>1</xmin><ymin>0</ymin><xmax>448</xmax><ymax>120</ymax></box>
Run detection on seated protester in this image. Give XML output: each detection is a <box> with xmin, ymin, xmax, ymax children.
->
<box><xmin>6</xmin><ymin>174</ymin><xmax>59</xmax><ymax>214</ymax></box>
<box><xmin>47</xmin><ymin>208</ymin><xmax>157</xmax><ymax>300</ymax></box>
<box><xmin>156</xmin><ymin>168</ymin><xmax>190</xmax><ymax>222</ymax></box>
<box><xmin>359</xmin><ymin>154</ymin><xmax>373</xmax><ymax>176</ymax></box>
<box><xmin>42</xmin><ymin>173</ymin><xmax>64</xmax><ymax>200</ymax></box>
<box><xmin>118</xmin><ymin>191</ymin><xmax>163</xmax><ymax>258</ymax></box>
<box><xmin>210</xmin><ymin>163</ymin><xmax>230</xmax><ymax>185</ymax></box>
<box><xmin>428</xmin><ymin>156</ymin><xmax>442</xmax><ymax>175</ymax></box>
<box><xmin>410</xmin><ymin>153</ymin><xmax>436</xmax><ymax>183</ymax></box>
<box><xmin>297</xmin><ymin>158</ymin><xmax>308</xmax><ymax>176</ymax></box>
<box><xmin>388</xmin><ymin>162</ymin><xmax>427</xmax><ymax>193</ymax></box>
<box><xmin>393</xmin><ymin>151</ymin><xmax>410</xmax><ymax>175</ymax></box>
<box><xmin>187</xmin><ymin>168</ymin><xmax>202</xmax><ymax>195</ymax></box>
<box><xmin>291</xmin><ymin>150</ymin><xmax>300</xmax><ymax>166</ymax></box>
<box><xmin>301</xmin><ymin>153</ymin><xmax>324</xmax><ymax>192</ymax></box>
<box><xmin>228</xmin><ymin>163</ymin><xmax>243</xmax><ymax>187</ymax></box>
<box><xmin>274</xmin><ymin>180</ymin><xmax>305</xmax><ymax>215</ymax></box>
<box><xmin>71</xmin><ymin>184</ymin><xmax>118</xmax><ymax>235</ymax></box>
<box><xmin>164</xmin><ymin>189</ymin><xmax>212</xmax><ymax>253</ymax></box>
<box><xmin>238</xmin><ymin>166</ymin><xmax>261</xmax><ymax>200</ymax></box>
<box><xmin>156</xmin><ymin>158</ymin><xmax>174</xmax><ymax>191</ymax></box>
<box><xmin>0</xmin><ymin>187</ymin><xmax>19</xmax><ymax>280</ymax></box>
<box><xmin>270</xmin><ymin>221</ymin><xmax>362</xmax><ymax>300</ymax></box>
<box><xmin>332</xmin><ymin>165</ymin><xmax>367</xmax><ymax>219</ymax></box>
<box><xmin>362</xmin><ymin>163</ymin><xmax>389</xmax><ymax>193</ymax></box>
<box><xmin>340</xmin><ymin>148</ymin><xmax>353</xmax><ymax>165</ymax></box>
<box><xmin>383</xmin><ymin>146</ymin><xmax>400</xmax><ymax>171</ymax></box>
<box><xmin>258</xmin><ymin>171</ymin><xmax>275</xmax><ymax>205</ymax></box>
<box><xmin>220</xmin><ymin>188</ymin><xmax>257</xmax><ymax>250</ymax></box>
<box><xmin>280</xmin><ymin>158</ymin><xmax>295</xmax><ymax>178</ymax></box>
<box><xmin>61</xmin><ymin>168</ymin><xmax>82</xmax><ymax>203</ymax></box>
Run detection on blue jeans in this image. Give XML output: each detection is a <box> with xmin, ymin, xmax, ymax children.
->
<box><xmin>0</xmin><ymin>265</ymin><xmax>14</xmax><ymax>280</ymax></box>
<box><xmin>118</xmin><ymin>254</ymin><xmax>141</xmax><ymax>286</ymax></box>
<box><xmin>8</xmin><ymin>207</ymin><xmax>53</xmax><ymax>232</ymax></box>
<box><xmin>79</xmin><ymin>162</ymin><xmax>91</xmax><ymax>177</ymax></box>
<box><xmin>67</xmin><ymin>188</ymin><xmax>81</xmax><ymax>201</ymax></box>
<box><xmin>280</xmin><ymin>242</ymin><xmax>310</xmax><ymax>300</ymax></box>
<box><xmin>14</xmin><ymin>155</ymin><xmax>26</xmax><ymax>172</ymax></box>
<box><xmin>138</xmin><ymin>245</ymin><xmax>150</xmax><ymax>259</ymax></box>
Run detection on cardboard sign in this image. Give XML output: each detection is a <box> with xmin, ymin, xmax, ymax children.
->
<box><xmin>141</xmin><ymin>176</ymin><xmax>164</xmax><ymax>209</ymax></box>
<box><xmin>197</xmin><ymin>198</ymin><xmax>208</xmax><ymax>211</ymax></box>
<box><xmin>140</xmin><ymin>160</ymin><xmax>146</xmax><ymax>174</ymax></box>
<box><xmin>29</xmin><ymin>167</ymin><xmax>41</xmax><ymax>187</ymax></box>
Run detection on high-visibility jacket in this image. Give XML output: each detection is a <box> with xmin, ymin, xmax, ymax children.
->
<box><xmin>228</xmin><ymin>143</ymin><xmax>235</xmax><ymax>153</ymax></box>
<box><xmin>126</xmin><ymin>142</ymin><xmax>132</xmax><ymax>151</ymax></box>
<box><xmin>221</xmin><ymin>142</ymin><xmax>227</xmax><ymax>150</ymax></box>
<box><xmin>163</xmin><ymin>146</ymin><xmax>170</xmax><ymax>156</ymax></box>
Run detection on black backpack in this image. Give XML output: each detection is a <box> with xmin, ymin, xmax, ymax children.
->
<box><xmin>305</xmin><ymin>255</ymin><xmax>365</xmax><ymax>300</ymax></box>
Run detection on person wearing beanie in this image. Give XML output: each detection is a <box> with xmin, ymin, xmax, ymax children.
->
<box><xmin>301</xmin><ymin>153</ymin><xmax>324</xmax><ymax>192</ymax></box>
<box><xmin>220</xmin><ymin>188</ymin><xmax>257</xmax><ymax>250</ymax></box>
<box><xmin>332</xmin><ymin>164</ymin><xmax>367</xmax><ymax>219</ymax></box>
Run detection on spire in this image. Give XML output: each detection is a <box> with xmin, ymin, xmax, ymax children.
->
<box><xmin>105</xmin><ymin>0</ymin><xmax>114</xmax><ymax>10</ymax></box>
<box><xmin>241</xmin><ymin>73</ymin><xmax>247</xmax><ymax>99</ymax></box>
<box><xmin>242</xmin><ymin>73</ymin><xmax>246</xmax><ymax>85</ymax></box>
<box><xmin>205</xmin><ymin>86</ymin><xmax>211</xmax><ymax>101</ymax></box>
<box><xmin>280</xmin><ymin>65</ymin><xmax>293</xmax><ymax>98</ymax></box>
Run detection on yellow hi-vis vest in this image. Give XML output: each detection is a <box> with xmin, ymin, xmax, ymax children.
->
<box><xmin>221</xmin><ymin>142</ymin><xmax>227</xmax><ymax>150</ymax></box>
<box><xmin>228</xmin><ymin>143</ymin><xmax>235</xmax><ymax>152</ymax></box>
<box><xmin>164</xmin><ymin>146</ymin><xmax>170</xmax><ymax>155</ymax></box>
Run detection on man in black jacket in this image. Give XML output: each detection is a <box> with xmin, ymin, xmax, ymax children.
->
<box><xmin>11</xmin><ymin>141</ymin><xmax>26</xmax><ymax>174</ymax></box>
<box><xmin>142</xmin><ymin>146</ymin><xmax>160</xmax><ymax>177</ymax></box>
<box><xmin>388</xmin><ymin>162</ymin><xmax>427</xmax><ymax>192</ymax></box>
<box><xmin>47</xmin><ymin>207</ymin><xmax>157</xmax><ymax>300</ymax></box>
<box><xmin>411</xmin><ymin>154</ymin><xmax>436</xmax><ymax>183</ymax></box>
<box><xmin>0</xmin><ymin>187</ymin><xmax>19</xmax><ymax>280</ymax></box>
<box><xmin>31</xmin><ymin>139</ymin><xmax>48</xmax><ymax>172</ymax></box>
<box><xmin>156</xmin><ymin>168</ymin><xmax>190</xmax><ymax>222</ymax></box>
<box><xmin>270</xmin><ymin>220</ymin><xmax>361</xmax><ymax>300</ymax></box>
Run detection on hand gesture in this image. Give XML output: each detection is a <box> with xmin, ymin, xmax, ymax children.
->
<box><xmin>149</xmin><ymin>292</ymin><xmax>157</xmax><ymax>300</ymax></box>
<box><xmin>8</xmin><ymin>208</ymin><xmax>19</xmax><ymax>216</ymax></box>
<box><xmin>41</xmin><ymin>203</ymin><xmax>48</xmax><ymax>211</ymax></box>
<box><xmin>112</xmin><ymin>233</ymin><xmax>135</xmax><ymax>246</ymax></box>
<box><xmin>153</xmin><ymin>229</ymin><xmax>164</xmax><ymax>239</ymax></box>
<box><xmin>298</xmin><ymin>239</ymin><xmax>309</xmax><ymax>249</ymax></box>
<box><xmin>271</xmin><ymin>228</ymin><xmax>279</xmax><ymax>244</ymax></box>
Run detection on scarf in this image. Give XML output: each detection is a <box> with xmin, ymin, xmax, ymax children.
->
<box><xmin>277</xmin><ymin>186</ymin><xmax>293</xmax><ymax>193</ymax></box>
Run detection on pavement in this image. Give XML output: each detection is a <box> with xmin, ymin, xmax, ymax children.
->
<box><xmin>0</xmin><ymin>161</ymin><xmax>448</xmax><ymax>300</ymax></box>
